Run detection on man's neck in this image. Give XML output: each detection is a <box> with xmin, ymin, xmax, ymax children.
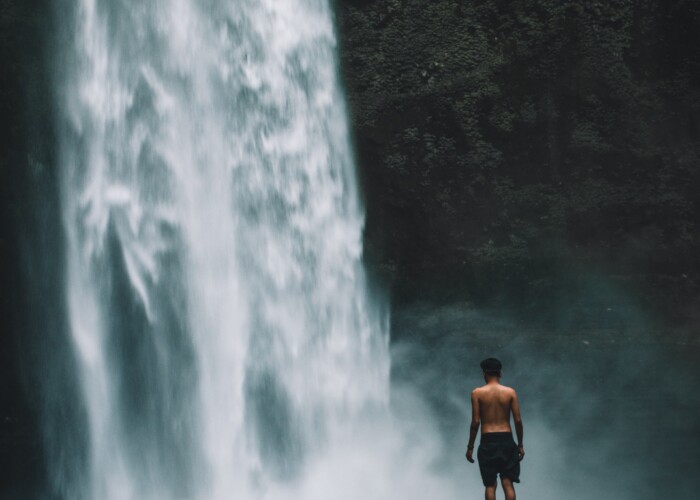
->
<box><xmin>485</xmin><ymin>378</ymin><xmax>500</xmax><ymax>385</ymax></box>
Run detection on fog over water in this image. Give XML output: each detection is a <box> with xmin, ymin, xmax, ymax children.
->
<box><xmin>391</xmin><ymin>296</ymin><xmax>700</xmax><ymax>500</ymax></box>
<box><xmin>30</xmin><ymin>0</ymin><xmax>700</xmax><ymax>499</ymax></box>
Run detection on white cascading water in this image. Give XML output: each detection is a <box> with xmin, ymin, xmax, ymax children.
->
<box><xmin>54</xmin><ymin>0</ymin><xmax>425</xmax><ymax>498</ymax></box>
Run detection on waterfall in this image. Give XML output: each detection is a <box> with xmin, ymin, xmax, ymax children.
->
<box><xmin>54</xmin><ymin>0</ymin><xmax>391</xmax><ymax>497</ymax></box>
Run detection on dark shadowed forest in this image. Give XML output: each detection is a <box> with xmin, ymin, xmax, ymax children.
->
<box><xmin>336</xmin><ymin>0</ymin><xmax>700</xmax><ymax>320</ymax></box>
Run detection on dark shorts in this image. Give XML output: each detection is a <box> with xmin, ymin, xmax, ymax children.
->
<box><xmin>477</xmin><ymin>432</ymin><xmax>520</xmax><ymax>487</ymax></box>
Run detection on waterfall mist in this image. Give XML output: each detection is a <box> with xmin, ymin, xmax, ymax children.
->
<box><xmin>46</xmin><ymin>0</ymin><xmax>413</xmax><ymax>497</ymax></box>
<box><xmin>390</xmin><ymin>293</ymin><xmax>700</xmax><ymax>500</ymax></box>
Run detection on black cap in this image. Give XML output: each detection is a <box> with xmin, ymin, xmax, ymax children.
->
<box><xmin>480</xmin><ymin>358</ymin><xmax>502</xmax><ymax>373</ymax></box>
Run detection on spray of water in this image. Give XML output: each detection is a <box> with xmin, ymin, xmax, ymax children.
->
<box><xmin>51</xmin><ymin>0</ymin><xmax>435</xmax><ymax>497</ymax></box>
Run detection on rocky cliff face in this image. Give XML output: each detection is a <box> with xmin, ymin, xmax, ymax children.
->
<box><xmin>336</xmin><ymin>0</ymin><xmax>700</xmax><ymax>320</ymax></box>
<box><xmin>1</xmin><ymin>1</ymin><xmax>58</xmax><ymax>495</ymax></box>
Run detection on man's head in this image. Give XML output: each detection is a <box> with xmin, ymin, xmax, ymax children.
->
<box><xmin>480</xmin><ymin>357</ymin><xmax>502</xmax><ymax>379</ymax></box>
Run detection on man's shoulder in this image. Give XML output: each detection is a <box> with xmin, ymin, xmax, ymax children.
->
<box><xmin>471</xmin><ymin>386</ymin><xmax>485</xmax><ymax>397</ymax></box>
<box><xmin>472</xmin><ymin>385</ymin><xmax>517</xmax><ymax>396</ymax></box>
<box><xmin>500</xmin><ymin>385</ymin><xmax>517</xmax><ymax>395</ymax></box>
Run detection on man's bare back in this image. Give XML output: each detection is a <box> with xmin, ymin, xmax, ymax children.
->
<box><xmin>466</xmin><ymin>358</ymin><xmax>524</xmax><ymax>500</ymax></box>
<box><xmin>472</xmin><ymin>383</ymin><xmax>520</xmax><ymax>434</ymax></box>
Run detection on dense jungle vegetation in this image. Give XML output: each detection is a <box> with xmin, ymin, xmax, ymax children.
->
<box><xmin>336</xmin><ymin>0</ymin><xmax>700</xmax><ymax>321</ymax></box>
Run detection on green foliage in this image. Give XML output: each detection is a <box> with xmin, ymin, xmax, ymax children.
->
<box><xmin>337</xmin><ymin>0</ymin><xmax>700</xmax><ymax>307</ymax></box>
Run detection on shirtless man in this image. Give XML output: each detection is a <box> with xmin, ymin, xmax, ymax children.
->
<box><xmin>466</xmin><ymin>358</ymin><xmax>524</xmax><ymax>500</ymax></box>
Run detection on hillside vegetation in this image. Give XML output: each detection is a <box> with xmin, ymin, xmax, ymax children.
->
<box><xmin>337</xmin><ymin>0</ymin><xmax>700</xmax><ymax>319</ymax></box>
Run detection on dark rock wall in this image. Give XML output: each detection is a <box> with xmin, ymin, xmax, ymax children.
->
<box><xmin>1</xmin><ymin>0</ymin><xmax>58</xmax><ymax>496</ymax></box>
<box><xmin>336</xmin><ymin>0</ymin><xmax>700</xmax><ymax>319</ymax></box>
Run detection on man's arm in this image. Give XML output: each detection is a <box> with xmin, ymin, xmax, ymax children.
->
<box><xmin>466</xmin><ymin>390</ymin><xmax>480</xmax><ymax>463</ymax></box>
<box><xmin>511</xmin><ymin>390</ymin><xmax>525</xmax><ymax>460</ymax></box>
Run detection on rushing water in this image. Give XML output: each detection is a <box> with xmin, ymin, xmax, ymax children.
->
<box><xmin>54</xmin><ymin>0</ymin><xmax>392</xmax><ymax>497</ymax></box>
